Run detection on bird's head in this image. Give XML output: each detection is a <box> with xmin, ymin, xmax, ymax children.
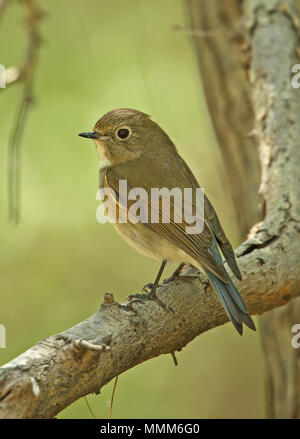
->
<box><xmin>79</xmin><ymin>108</ymin><xmax>174</xmax><ymax>169</ymax></box>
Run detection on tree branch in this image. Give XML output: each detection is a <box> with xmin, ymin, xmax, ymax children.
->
<box><xmin>5</xmin><ymin>0</ymin><xmax>43</xmax><ymax>224</ymax></box>
<box><xmin>0</xmin><ymin>0</ymin><xmax>300</xmax><ymax>420</ymax></box>
<box><xmin>0</xmin><ymin>205</ymin><xmax>299</xmax><ymax>418</ymax></box>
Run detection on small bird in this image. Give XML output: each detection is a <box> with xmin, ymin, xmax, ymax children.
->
<box><xmin>79</xmin><ymin>108</ymin><xmax>255</xmax><ymax>335</ymax></box>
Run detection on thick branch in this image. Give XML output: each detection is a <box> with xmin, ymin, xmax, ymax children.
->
<box><xmin>0</xmin><ymin>213</ymin><xmax>299</xmax><ymax>419</ymax></box>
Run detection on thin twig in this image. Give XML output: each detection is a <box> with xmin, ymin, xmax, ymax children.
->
<box><xmin>84</xmin><ymin>397</ymin><xmax>97</xmax><ymax>419</ymax></box>
<box><xmin>172</xmin><ymin>24</ymin><xmax>232</xmax><ymax>38</ymax></box>
<box><xmin>171</xmin><ymin>351</ymin><xmax>178</xmax><ymax>366</ymax></box>
<box><xmin>74</xmin><ymin>339</ymin><xmax>111</xmax><ymax>352</ymax></box>
<box><xmin>8</xmin><ymin>82</ymin><xmax>33</xmax><ymax>224</ymax></box>
<box><xmin>7</xmin><ymin>0</ymin><xmax>43</xmax><ymax>224</ymax></box>
<box><xmin>108</xmin><ymin>376</ymin><xmax>119</xmax><ymax>419</ymax></box>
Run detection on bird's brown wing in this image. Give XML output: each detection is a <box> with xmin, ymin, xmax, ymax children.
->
<box><xmin>204</xmin><ymin>195</ymin><xmax>242</xmax><ymax>280</ymax></box>
<box><xmin>104</xmin><ymin>170</ymin><xmax>228</xmax><ymax>283</ymax></box>
<box><xmin>179</xmin><ymin>156</ymin><xmax>242</xmax><ymax>280</ymax></box>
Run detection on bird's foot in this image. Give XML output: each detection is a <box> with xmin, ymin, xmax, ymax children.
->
<box><xmin>127</xmin><ymin>283</ymin><xmax>174</xmax><ymax>313</ymax></box>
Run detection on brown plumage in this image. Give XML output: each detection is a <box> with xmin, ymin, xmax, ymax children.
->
<box><xmin>79</xmin><ymin>108</ymin><xmax>255</xmax><ymax>334</ymax></box>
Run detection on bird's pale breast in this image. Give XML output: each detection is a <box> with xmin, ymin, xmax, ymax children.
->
<box><xmin>113</xmin><ymin>220</ymin><xmax>196</xmax><ymax>267</ymax></box>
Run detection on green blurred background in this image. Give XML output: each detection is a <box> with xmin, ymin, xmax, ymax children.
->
<box><xmin>0</xmin><ymin>0</ymin><xmax>264</xmax><ymax>418</ymax></box>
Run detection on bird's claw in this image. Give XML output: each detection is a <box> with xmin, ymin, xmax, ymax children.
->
<box><xmin>148</xmin><ymin>290</ymin><xmax>174</xmax><ymax>314</ymax></box>
<box><xmin>127</xmin><ymin>289</ymin><xmax>174</xmax><ymax>314</ymax></box>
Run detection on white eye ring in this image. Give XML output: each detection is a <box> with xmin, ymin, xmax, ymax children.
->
<box><xmin>115</xmin><ymin>126</ymin><xmax>132</xmax><ymax>140</ymax></box>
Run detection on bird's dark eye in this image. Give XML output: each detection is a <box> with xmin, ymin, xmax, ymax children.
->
<box><xmin>116</xmin><ymin>127</ymin><xmax>131</xmax><ymax>140</ymax></box>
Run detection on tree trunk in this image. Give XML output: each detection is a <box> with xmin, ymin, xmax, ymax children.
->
<box><xmin>186</xmin><ymin>0</ymin><xmax>300</xmax><ymax>418</ymax></box>
<box><xmin>186</xmin><ymin>0</ymin><xmax>261</xmax><ymax>238</ymax></box>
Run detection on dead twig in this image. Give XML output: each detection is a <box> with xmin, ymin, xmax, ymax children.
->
<box><xmin>6</xmin><ymin>0</ymin><xmax>43</xmax><ymax>224</ymax></box>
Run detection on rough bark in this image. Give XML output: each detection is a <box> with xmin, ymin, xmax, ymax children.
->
<box><xmin>187</xmin><ymin>0</ymin><xmax>300</xmax><ymax>418</ymax></box>
<box><xmin>0</xmin><ymin>0</ymin><xmax>300</xmax><ymax>419</ymax></box>
<box><xmin>187</xmin><ymin>0</ymin><xmax>262</xmax><ymax>238</ymax></box>
<box><xmin>261</xmin><ymin>300</ymin><xmax>300</xmax><ymax>418</ymax></box>
<box><xmin>245</xmin><ymin>0</ymin><xmax>300</xmax><ymax>418</ymax></box>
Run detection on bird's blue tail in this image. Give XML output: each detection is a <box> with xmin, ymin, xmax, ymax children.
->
<box><xmin>205</xmin><ymin>239</ymin><xmax>256</xmax><ymax>335</ymax></box>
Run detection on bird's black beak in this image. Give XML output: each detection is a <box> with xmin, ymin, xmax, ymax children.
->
<box><xmin>78</xmin><ymin>131</ymin><xmax>100</xmax><ymax>139</ymax></box>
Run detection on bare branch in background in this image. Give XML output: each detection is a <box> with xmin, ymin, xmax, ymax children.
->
<box><xmin>4</xmin><ymin>0</ymin><xmax>43</xmax><ymax>224</ymax></box>
<box><xmin>172</xmin><ymin>24</ymin><xmax>232</xmax><ymax>38</ymax></box>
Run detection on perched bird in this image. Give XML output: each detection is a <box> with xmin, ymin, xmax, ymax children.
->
<box><xmin>79</xmin><ymin>108</ymin><xmax>255</xmax><ymax>335</ymax></box>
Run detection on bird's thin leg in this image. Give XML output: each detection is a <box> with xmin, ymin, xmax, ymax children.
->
<box><xmin>142</xmin><ymin>258</ymin><xmax>168</xmax><ymax>293</ymax></box>
<box><xmin>147</xmin><ymin>258</ymin><xmax>168</xmax><ymax>298</ymax></box>
<box><xmin>170</xmin><ymin>263</ymin><xmax>185</xmax><ymax>279</ymax></box>
<box><xmin>126</xmin><ymin>259</ymin><xmax>173</xmax><ymax>312</ymax></box>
